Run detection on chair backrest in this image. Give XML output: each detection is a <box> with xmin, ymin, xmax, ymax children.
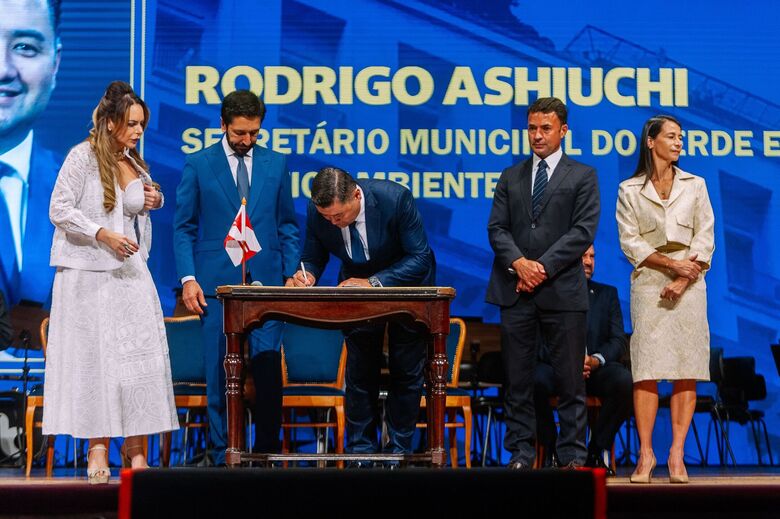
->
<box><xmin>281</xmin><ymin>324</ymin><xmax>346</xmax><ymax>389</ymax></box>
<box><xmin>709</xmin><ymin>346</ymin><xmax>724</xmax><ymax>385</ymax></box>
<box><xmin>771</xmin><ymin>344</ymin><xmax>780</xmax><ymax>377</ymax></box>
<box><xmin>446</xmin><ymin>318</ymin><xmax>467</xmax><ymax>388</ymax></box>
<box><xmin>477</xmin><ymin>350</ymin><xmax>505</xmax><ymax>386</ymax></box>
<box><xmin>164</xmin><ymin>316</ymin><xmax>206</xmax><ymax>384</ymax></box>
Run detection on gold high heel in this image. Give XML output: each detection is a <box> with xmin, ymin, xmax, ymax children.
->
<box><xmin>629</xmin><ymin>454</ymin><xmax>656</xmax><ymax>484</ymax></box>
<box><xmin>121</xmin><ymin>441</ymin><xmax>150</xmax><ymax>469</ymax></box>
<box><xmin>668</xmin><ymin>457</ymin><xmax>689</xmax><ymax>484</ymax></box>
<box><xmin>87</xmin><ymin>445</ymin><xmax>111</xmax><ymax>485</ymax></box>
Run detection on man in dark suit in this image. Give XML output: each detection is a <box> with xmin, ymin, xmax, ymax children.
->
<box><xmin>174</xmin><ymin>90</ymin><xmax>300</xmax><ymax>464</ymax></box>
<box><xmin>0</xmin><ymin>0</ymin><xmax>62</xmax><ymax>306</ymax></box>
<box><xmin>291</xmin><ymin>167</ymin><xmax>435</xmax><ymax>460</ymax></box>
<box><xmin>535</xmin><ymin>244</ymin><xmax>633</xmax><ymax>474</ymax></box>
<box><xmin>486</xmin><ymin>97</ymin><xmax>600</xmax><ymax>469</ymax></box>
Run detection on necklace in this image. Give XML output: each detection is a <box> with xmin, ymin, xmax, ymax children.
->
<box><xmin>113</xmin><ymin>148</ymin><xmax>127</xmax><ymax>161</ymax></box>
<box><xmin>651</xmin><ymin>175</ymin><xmax>673</xmax><ymax>199</ymax></box>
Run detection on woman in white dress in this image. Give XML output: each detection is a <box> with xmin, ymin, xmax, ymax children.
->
<box><xmin>616</xmin><ymin>115</ymin><xmax>715</xmax><ymax>484</ymax></box>
<box><xmin>43</xmin><ymin>82</ymin><xmax>178</xmax><ymax>483</ymax></box>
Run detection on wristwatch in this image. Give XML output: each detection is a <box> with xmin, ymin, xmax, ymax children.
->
<box><xmin>368</xmin><ymin>276</ymin><xmax>382</xmax><ymax>288</ymax></box>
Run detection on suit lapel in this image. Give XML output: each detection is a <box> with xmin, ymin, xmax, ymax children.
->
<box><xmin>537</xmin><ymin>154</ymin><xmax>572</xmax><ymax>215</ymax></box>
<box><xmin>206</xmin><ymin>143</ymin><xmax>241</xmax><ymax>211</ymax></box>
<box><xmin>361</xmin><ymin>183</ymin><xmax>381</xmax><ymax>259</ymax></box>
<box><xmin>246</xmin><ymin>145</ymin><xmax>269</xmax><ymax>216</ymax></box>
<box><xmin>639</xmin><ymin>178</ymin><xmax>664</xmax><ymax>206</ymax></box>
<box><xmin>516</xmin><ymin>160</ymin><xmax>533</xmax><ymax>220</ymax></box>
<box><xmin>666</xmin><ymin>168</ymin><xmax>689</xmax><ymax>207</ymax></box>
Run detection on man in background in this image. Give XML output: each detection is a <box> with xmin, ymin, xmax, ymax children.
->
<box><xmin>0</xmin><ymin>0</ymin><xmax>62</xmax><ymax>306</ymax></box>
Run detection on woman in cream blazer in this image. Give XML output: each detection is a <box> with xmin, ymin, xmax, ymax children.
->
<box><xmin>616</xmin><ymin>115</ymin><xmax>714</xmax><ymax>484</ymax></box>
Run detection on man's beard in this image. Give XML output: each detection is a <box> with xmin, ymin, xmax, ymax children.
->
<box><xmin>228</xmin><ymin>140</ymin><xmax>251</xmax><ymax>155</ymax></box>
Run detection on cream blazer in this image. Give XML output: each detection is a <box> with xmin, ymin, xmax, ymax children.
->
<box><xmin>49</xmin><ymin>141</ymin><xmax>161</xmax><ymax>271</ymax></box>
<box><xmin>616</xmin><ymin>167</ymin><xmax>715</xmax><ymax>269</ymax></box>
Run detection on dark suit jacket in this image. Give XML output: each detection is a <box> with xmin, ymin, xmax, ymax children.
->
<box><xmin>486</xmin><ymin>153</ymin><xmax>600</xmax><ymax>311</ymax></box>
<box><xmin>0</xmin><ymin>143</ymin><xmax>59</xmax><ymax>305</ymax></box>
<box><xmin>174</xmin><ymin>141</ymin><xmax>300</xmax><ymax>295</ymax></box>
<box><xmin>586</xmin><ymin>280</ymin><xmax>628</xmax><ymax>363</ymax></box>
<box><xmin>301</xmin><ymin>179</ymin><xmax>435</xmax><ymax>287</ymax></box>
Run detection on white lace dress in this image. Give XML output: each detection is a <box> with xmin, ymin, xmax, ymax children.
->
<box><xmin>43</xmin><ymin>178</ymin><xmax>179</xmax><ymax>438</ymax></box>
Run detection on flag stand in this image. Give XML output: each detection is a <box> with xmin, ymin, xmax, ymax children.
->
<box><xmin>241</xmin><ymin>198</ymin><xmax>247</xmax><ymax>285</ymax></box>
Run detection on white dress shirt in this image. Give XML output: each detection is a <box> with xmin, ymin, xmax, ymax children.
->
<box><xmin>341</xmin><ymin>186</ymin><xmax>370</xmax><ymax>261</ymax></box>
<box><xmin>0</xmin><ymin>131</ymin><xmax>33</xmax><ymax>270</ymax></box>
<box><xmin>530</xmin><ymin>146</ymin><xmax>563</xmax><ymax>196</ymax></box>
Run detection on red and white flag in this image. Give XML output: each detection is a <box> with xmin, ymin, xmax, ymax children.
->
<box><xmin>224</xmin><ymin>199</ymin><xmax>261</xmax><ymax>267</ymax></box>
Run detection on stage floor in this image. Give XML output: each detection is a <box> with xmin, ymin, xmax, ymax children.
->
<box><xmin>1</xmin><ymin>466</ymin><xmax>779</xmax><ymax>518</ymax></box>
<box><xmin>1</xmin><ymin>464</ymin><xmax>779</xmax><ymax>485</ymax></box>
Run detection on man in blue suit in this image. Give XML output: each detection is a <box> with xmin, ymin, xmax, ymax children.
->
<box><xmin>1</xmin><ymin>0</ymin><xmax>62</xmax><ymax>306</ymax></box>
<box><xmin>174</xmin><ymin>90</ymin><xmax>300</xmax><ymax>465</ymax></box>
<box><xmin>291</xmin><ymin>167</ymin><xmax>435</xmax><ymax>463</ymax></box>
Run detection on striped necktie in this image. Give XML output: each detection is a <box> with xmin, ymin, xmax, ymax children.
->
<box><xmin>532</xmin><ymin>159</ymin><xmax>548</xmax><ymax>219</ymax></box>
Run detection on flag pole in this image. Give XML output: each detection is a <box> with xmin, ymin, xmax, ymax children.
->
<box><xmin>241</xmin><ymin>197</ymin><xmax>247</xmax><ymax>285</ymax></box>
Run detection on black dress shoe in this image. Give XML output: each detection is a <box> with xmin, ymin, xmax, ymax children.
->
<box><xmin>585</xmin><ymin>452</ymin><xmax>616</xmax><ymax>477</ymax></box>
<box><xmin>346</xmin><ymin>460</ymin><xmax>375</xmax><ymax>469</ymax></box>
<box><xmin>507</xmin><ymin>460</ymin><xmax>531</xmax><ymax>470</ymax></box>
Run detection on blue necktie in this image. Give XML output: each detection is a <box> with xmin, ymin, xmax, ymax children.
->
<box><xmin>532</xmin><ymin>159</ymin><xmax>548</xmax><ymax>219</ymax></box>
<box><xmin>236</xmin><ymin>154</ymin><xmax>249</xmax><ymax>201</ymax></box>
<box><xmin>0</xmin><ymin>163</ymin><xmax>20</xmax><ymax>301</ymax></box>
<box><xmin>348</xmin><ymin>222</ymin><xmax>367</xmax><ymax>264</ymax></box>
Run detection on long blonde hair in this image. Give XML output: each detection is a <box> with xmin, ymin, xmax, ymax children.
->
<box><xmin>88</xmin><ymin>81</ymin><xmax>151</xmax><ymax>212</ymax></box>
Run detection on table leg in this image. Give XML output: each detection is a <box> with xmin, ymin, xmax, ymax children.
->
<box><xmin>428</xmin><ymin>332</ymin><xmax>448</xmax><ymax>467</ymax></box>
<box><xmin>225</xmin><ymin>332</ymin><xmax>245</xmax><ymax>467</ymax></box>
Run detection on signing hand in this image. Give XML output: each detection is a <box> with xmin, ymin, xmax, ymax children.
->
<box><xmin>291</xmin><ymin>270</ymin><xmax>317</xmax><ymax>287</ymax></box>
<box><xmin>143</xmin><ymin>184</ymin><xmax>162</xmax><ymax>211</ymax></box>
<box><xmin>96</xmin><ymin>227</ymin><xmax>139</xmax><ymax>259</ymax></box>
<box><xmin>512</xmin><ymin>257</ymin><xmax>547</xmax><ymax>292</ymax></box>
<box><xmin>338</xmin><ymin>278</ymin><xmax>371</xmax><ymax>288</ymax></box>
<box><xmin>182</xmin><ymin>279</ymin><xmax>207</xmax><ymax>315</ymax></box>
<box><xmin>669</xmin><ymin>253</ymin><xmax>701</xmax><ymax>281</ymax></box>
<box><xmin>660</xmin><ymin>277</ymin><xmax>690</xmax><ymax>303</ymax></box>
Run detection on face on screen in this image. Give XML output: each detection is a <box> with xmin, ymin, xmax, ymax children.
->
<box><xmin>0</xmin><ymin>0</ymin><xmax>61</xmax><ymax>146</ymax></box>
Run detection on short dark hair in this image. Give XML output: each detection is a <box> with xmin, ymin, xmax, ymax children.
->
<box><xmin>527</xmin><ymin>97</ymin><xmax>567</xmax><ymax>125</ymax></box>
<box><xmin>221</xmin><ymin>90</ymin><xmax>266</xmax><ymax>125</ymax></box>
<box><xmin>310</xmin><ymin>167</ymin><xmax>357</xmax><ymax>207</ymax></box>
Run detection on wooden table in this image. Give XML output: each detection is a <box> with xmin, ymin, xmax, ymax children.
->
<box><xmin>216</xmin><ymin>285</ymin><xmax>456</xmax><ymax>468</ymax></box>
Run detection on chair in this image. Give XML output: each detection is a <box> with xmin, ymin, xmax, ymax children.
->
<box><xmin>280</xmin><ymin>324</ymin><xmax>347</xmax><ymax>467</ymax></box>
<box><xmin>715</xmin><ymin>356</ymin><xmax>774</xmax><ymax>465</ymax></box>
<box><xmin>161</xmin><ymin>316</ymin><xmax>209</xmax><ymax>467</ymax></box>
<box><xmin>24</xmin><ymin>317</ymin><xmax>51</xmax><ymax>476</ymax></box>
<box><xmin>472</xmin><ymin>350</ymin><xmax>505</xmax><ymax>466</ymax></box>
<box><xmin>418</xmin><ymin>318</ymin><xmax>472</xmax><ymax>468</ymax></box>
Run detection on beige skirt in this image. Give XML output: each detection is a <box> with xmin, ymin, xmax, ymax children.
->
<box><xmin>629</xmin><ymin>248</ymin><xmax>710</xmax><ymax>382</ymax></box>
